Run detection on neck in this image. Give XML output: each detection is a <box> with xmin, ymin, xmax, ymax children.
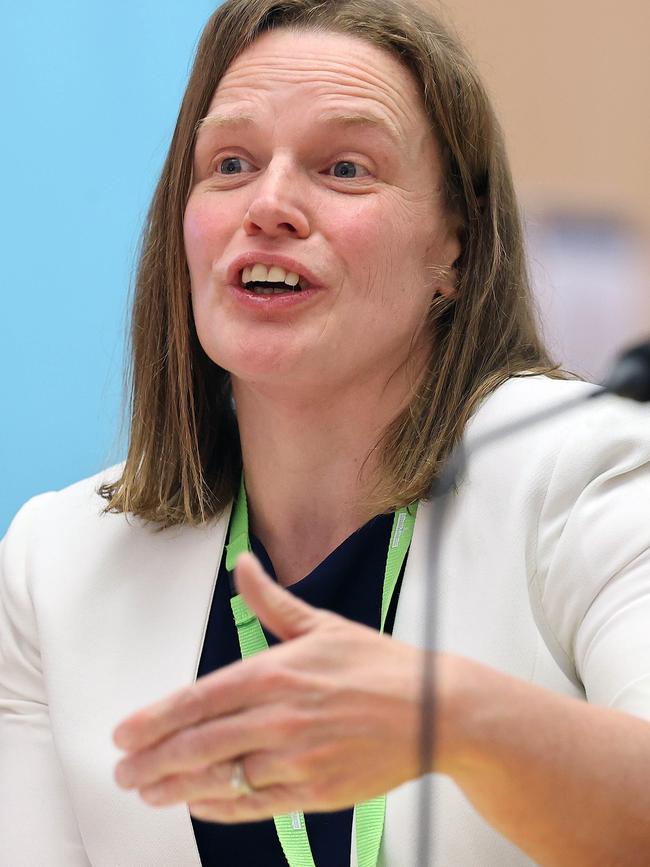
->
<box><xmin>231</xmin><ymin>368</ymin><xmax>418</xmax><ymax>587</ymax></box>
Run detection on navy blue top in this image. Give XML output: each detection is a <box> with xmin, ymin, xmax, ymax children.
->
<box><xmin>191</xmin><ymin>512</ymin><xmax>408</xmax><ymax>866</ymax></box>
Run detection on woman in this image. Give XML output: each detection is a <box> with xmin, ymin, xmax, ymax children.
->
<box><xmin>2</xmin><ymin>0</ymin><xmax>650</xmax><ymax>865</ymax></box>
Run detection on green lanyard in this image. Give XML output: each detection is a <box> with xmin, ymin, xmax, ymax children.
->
<box><xmin>225</xmin><ymin>476</ymin><xmax>417</xmax><ymax>867</ymax></box>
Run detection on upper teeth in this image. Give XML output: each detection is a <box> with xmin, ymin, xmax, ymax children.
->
<box><xmin>242</xmin><ymin>264</ymin><xmax>303</xmax><ymax>287</ymax></box>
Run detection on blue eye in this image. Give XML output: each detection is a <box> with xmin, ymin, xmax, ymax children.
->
<box><xmin>218</xmin><ymin>157</ymin><xmax>253</xmax><ymax>175</ymax></box>
<box><xmin>330</xmin><ymin>161</ymin><xmax>365</xmax><ymax>179</ymax></box>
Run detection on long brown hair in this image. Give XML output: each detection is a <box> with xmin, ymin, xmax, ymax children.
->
<box><xmin>99</xmin><ymin>0</ymin><xmax>561</xmax><ymax>527</ymax></box>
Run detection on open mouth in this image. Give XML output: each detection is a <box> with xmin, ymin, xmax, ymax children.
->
<box><xmin>239</xmin><ymin>264</ymin><xmax>309</xmax><ymax>295</ymax></box>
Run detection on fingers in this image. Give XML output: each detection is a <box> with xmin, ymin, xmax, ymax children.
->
<box><xmin>138</xmin><ymin>750</ymin><xmax>304</xmax><ymax>808</ymax></box>
<box><xmin>140</xmin><ymin>760</ymin><xmax>243</xmax><ymax>806</ymax></box>
<box><xmin>113</xmin><ymin>656</ymin><xmax>266</xmax><ymax>752</ymax></box>
<box><xmin>189</xmin><ymin>783</ymin><xmax>306</xmax><ymax>824</ymax></box>
<box><xmin>115</xmin><ymin>706</ymin><xmax>273</xmax><ymax>790</ymax></box>
<box><xmin>235</xmin><ymin>552</ymin><xmax>321</xmax><ymax>641</ymax></box>
<box><xmin>113</xmin><ymin>552</ymin><xmax>321</xmax><ymax>754</ymax></box>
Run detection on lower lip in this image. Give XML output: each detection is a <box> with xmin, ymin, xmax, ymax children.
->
<box><xmin>227</xmin><ymin>283</ymin><xmax>323</xmax><ymax>310</ymax></box>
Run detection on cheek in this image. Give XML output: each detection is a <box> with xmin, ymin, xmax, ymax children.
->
<box><xmin>328</xmin><ymin>200</ymin><xmax>402</xmax><ymax>293</ymax></box>
<box><xmin>332</xmin><ymin>200</ymin><xmax>432</xmax><ymax>310</ymax></box>
<box><xmin>183</xmin><ymin>198</ymin><xmax>230</xmax><ymax>277</ymax></box>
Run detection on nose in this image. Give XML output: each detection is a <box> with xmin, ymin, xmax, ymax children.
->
<box><xmin>243</xmin><ymin>157</ymin><xmax>311</xmax><ymax>239</ymax></box>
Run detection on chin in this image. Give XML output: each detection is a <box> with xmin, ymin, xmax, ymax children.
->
<box><xmin>205</xmin><ymin>344</ymin><xmax>303</xmax><ymax>384</ymax></box>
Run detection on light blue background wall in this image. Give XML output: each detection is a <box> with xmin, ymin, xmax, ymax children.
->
<box><xmin>1</xmin><ymin>1</ymin><xmax>219</xmax><ymax>535</ymax></box>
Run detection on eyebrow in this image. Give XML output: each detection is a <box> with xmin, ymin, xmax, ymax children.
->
<box><xmin>195</xmin><ymin>110</ymin><xmax>403</xmax><ymax>147</ymax></box>
<box><xmin>322</xmin><ymin>112</ymin><xmax>403</xmax><ymax>146</ymax></box>
<box><xmin>195</xmin><ymin>111</ymin><xmax>256</xmax><ymax>136</ymax></box>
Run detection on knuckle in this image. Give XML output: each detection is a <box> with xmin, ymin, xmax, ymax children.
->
<box><xmin>260</xmin><ymin>664</ymin><xmax>295</xmax><ymax>693</ymax></box>
<box><xmin>177</xmin><ymin>689</ymin><xmax>206</xmax><ymax>723</ymax></box>
<box><xmin>274</xmin><ymin>707</ymin><xmax>314</xmax><ymax>741</ymax></box>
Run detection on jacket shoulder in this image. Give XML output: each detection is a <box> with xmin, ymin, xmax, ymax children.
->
<box><xmin>466</xmin><ymin>375</ymin><xmax>597</xmax><ymax>437</ymax></box>
<box><xmin>1</xmin><ymin>463</ymin><xmax>128</xmax><ymax>574</ymax></box>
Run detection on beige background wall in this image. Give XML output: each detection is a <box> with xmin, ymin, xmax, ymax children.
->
<box><xmin>441</xmin><ymin>0</ymin><xmax>650</xmax><ymax>380</ymax></box>
<box><xmin>444</xmin><ymin>0</ymin><xmax>649</xmax><ymax>236</ymax></box>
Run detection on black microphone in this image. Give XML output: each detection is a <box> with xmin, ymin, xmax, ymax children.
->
<box><xmin>601</xmin><ymin>340</ymin><xmax>650</xmax><ymax>402</ymax></box>
<box><xmin>416</xmin><ymin>337</ymin><xmax>650</xmax><ymax>865</ymax></box>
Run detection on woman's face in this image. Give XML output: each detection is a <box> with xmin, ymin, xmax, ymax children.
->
<box><xmin>184</xmin><ymin>28</ymin><xmax>459</xmax><ymax>397</ymax></box>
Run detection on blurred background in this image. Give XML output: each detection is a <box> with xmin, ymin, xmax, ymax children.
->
<box><xmin>446</xmin><ymin>0</ymin><xmax>650</xmax><ymax>379</ymax></box>
<box><xmin>2</xmin><ymin>0</ymin><xmax>648</xmax><ymax>534</ymax></box>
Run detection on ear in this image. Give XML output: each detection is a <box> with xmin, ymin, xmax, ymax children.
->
<box><xmin>434</xmin><ymin>272</ymin><xmax>458</xmax><ymax>300</ymax></box>
<box><xmin>433</xmin><ymin>220</ymin><xmax>463</xmax><ymax>300</ymax></box>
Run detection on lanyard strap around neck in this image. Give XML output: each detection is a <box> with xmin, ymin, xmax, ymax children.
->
<box><xmin>225</xmin><ymin>475</ymin><xmax>417</xmax><ymax>867</ymax></box>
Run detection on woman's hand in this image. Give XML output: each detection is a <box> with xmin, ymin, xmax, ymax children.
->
<box><xmin>112</xmin><ymin>552</ymin><xmax>453</xmax><ymax>823</ymax></box>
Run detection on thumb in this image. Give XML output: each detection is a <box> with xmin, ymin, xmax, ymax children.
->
<box><xmin>234</xmin><ymin>551</ymin><xmax>322</xmax><ymax>641</ymax></box>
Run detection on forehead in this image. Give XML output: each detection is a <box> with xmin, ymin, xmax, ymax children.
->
<box><xmin>204</xmin><ymin>28</ymin><xmax>430</xmax><ymax>144</ymax></box>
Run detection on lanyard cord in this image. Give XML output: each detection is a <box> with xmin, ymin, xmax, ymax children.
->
<box><xmin>225</xmin><ymin>475</ymin><xmax>417</xmax><ymax>867</ymax></box>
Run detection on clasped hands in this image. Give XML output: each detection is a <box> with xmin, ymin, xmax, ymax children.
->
<box><xmin>113</xmin><ymin>552</ymin><xmax>453</xmax><ymax>823</ymax></box>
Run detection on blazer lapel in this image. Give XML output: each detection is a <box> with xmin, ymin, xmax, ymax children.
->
<box><xmin>50</xmin><ymin>504</ymin><xmax>232</xmax><ymax>867</ymax></box>
<box><xmin>378</xmin><ymin>498</ymin><xmax>436</xmax><ymax>866</ymax></box>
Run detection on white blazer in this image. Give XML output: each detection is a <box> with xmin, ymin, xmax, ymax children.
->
<box><xmin>2</xmin><ymin>376</ymin><xmax>650</xmax><ymax>867</ymax></box>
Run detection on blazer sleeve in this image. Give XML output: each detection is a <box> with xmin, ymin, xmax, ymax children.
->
<box><xmin>533</xmin><ymin>398</ymin><xmax>650</xmax><ymax>719</ymax></box>
<box><xmin>0</xmin><ymin>494</ymin><xmax>92</xmax><ymax>867</ymax></box>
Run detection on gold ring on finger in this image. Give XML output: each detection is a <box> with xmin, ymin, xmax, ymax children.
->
<box><xmin>229</xmin><ymin>759</ymin><xmax>254</xmax><ymax>797</ymax></box>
